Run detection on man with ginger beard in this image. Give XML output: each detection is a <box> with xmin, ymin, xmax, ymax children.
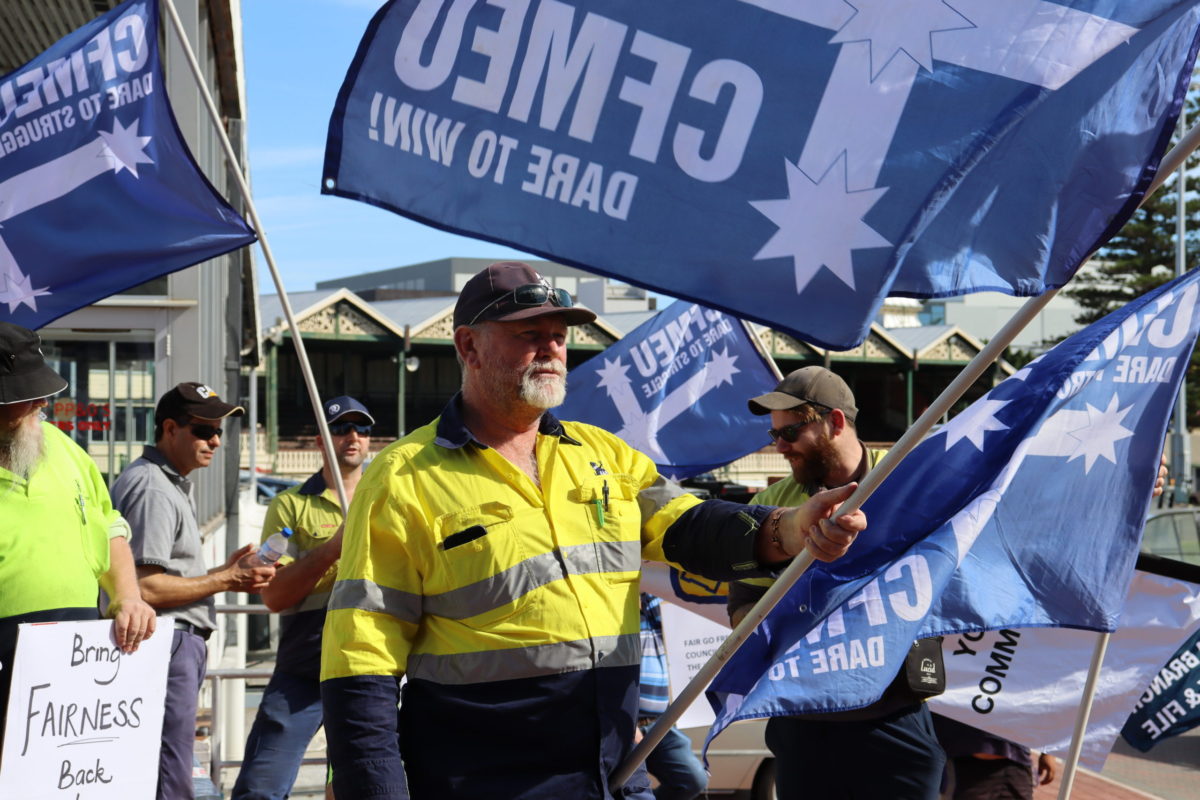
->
<box><xmin>731</xmin><ymin>367</ymin><xmax>946</xmax><ymax>800</ymax></box>
<box><xmin>320</xmin><ymin>262</ymin><xmax>869</xmax><ymax>800</ymax></box>
<box><xmin>0</xmin><ymin>322</ymin><xmax>156</xmax><ymax>744</ymax></box>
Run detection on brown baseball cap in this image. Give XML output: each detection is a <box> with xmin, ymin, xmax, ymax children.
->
<box><xmin>453</xmin><ymin>261</ymin><xmax>597</xmax><ymax>328</ymax></box>
<box><xmin>748</xmin><ymin>366</ymin><xmax>858</xmax><ymax>422</ymax></box>
<box><xmin>155</xmin><ymin>382</ymin><xmax>245</xmax><ymax>423</ymax></box>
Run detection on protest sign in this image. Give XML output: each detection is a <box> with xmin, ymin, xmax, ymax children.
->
<box><xmin>0</xmin><ymin>618</ymin><xmax>170</xmax><ymax>799</ymax></box>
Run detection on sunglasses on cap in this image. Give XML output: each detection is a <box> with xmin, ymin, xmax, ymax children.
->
<box><xmin>767</xmin><ymin>410</ymin><xmax>830</xmax><ymax>444</ymax></box>
<box><xmin>329</xmin><ymin>422</ymin><xmax>372</xmax><ymax>436</ymax></box>
<box><xmin>189</xmin><ymin>423</ymin><xmax>223</xmax><ymax>440</ymax></box>
<box><xmin>469</xmin><ymin>283</ymin><xmax>575</xmax><ymax>326</ymax></box>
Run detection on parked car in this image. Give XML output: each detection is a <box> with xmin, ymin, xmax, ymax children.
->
<box><xmin>681</xmin><ymin>473</ymin><xmax>755</xmax><ymax>504</ymax></box>
<box><xmin>240</xmin><ymin>470</ymin><xmax>300</xmax><ymax>504</ymax></box>
<box><xmin>1142</xmin><ymin>504</ymin><xmax>1200</xmax><ymax>566</ymax></box>
<box><xmin>680</xmin><ymin>720</ymin><xmax>774</xmax><ymax>799</ymax></box>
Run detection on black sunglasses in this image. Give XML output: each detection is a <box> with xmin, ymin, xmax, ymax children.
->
<box><xmin>768</xmin><ymin>411</ymin><xmax>830</xmax><ymax>444</ymax></box>
<box><xmin>329</xmin><ymin>422</ymin><xmax>372</xmax><ymax>436</ymax></box>
<box><xmin>470</xmin><ymin>282</ymin><xmax>574</xmax><ymax>325</ymax></box>
<box><xmin>189</xmin><ymin>423</ymin><xmax>223</xmax><ymax>440</ymax></box>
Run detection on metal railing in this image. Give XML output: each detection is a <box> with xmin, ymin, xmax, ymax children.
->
<box><xmin>205</xmin><ymin>604</ymin><xmax>328</xmax><ymax>791</ymax></box>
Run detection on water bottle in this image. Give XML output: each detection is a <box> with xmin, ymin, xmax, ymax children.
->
<box><xmin>250</xmin><ymin>527</ymin><xmax>293</xmax><ymax>566</ymax></box>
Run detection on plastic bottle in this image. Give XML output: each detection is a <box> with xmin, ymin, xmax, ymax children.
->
<box><xmin>249</xmin><ymin>527</ymin><xmax>293</xmax><ymax>567</ymax></box>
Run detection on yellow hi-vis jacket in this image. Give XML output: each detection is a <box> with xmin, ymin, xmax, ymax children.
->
<box><xmin>322</xmin><ymin>405</ymin><xmax>704</xmax><ymax>685</ymax></box>
<box><xmin>320</xmin><ymin>396</ymin><xmax>776</xmax><ymax>799</ymax></box>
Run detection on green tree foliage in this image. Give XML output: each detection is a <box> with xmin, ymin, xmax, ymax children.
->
<box><xmin>1065</xmin><ymin>183</ymin><xmax>1200</xmax><ymax>325</ymax></box>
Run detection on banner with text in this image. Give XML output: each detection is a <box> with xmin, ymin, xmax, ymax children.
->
<box><xmin>930</xmin><ymin>570</ymin><xmax>1200</xmax><ymax>769</ymax></box>
<box><xmin>0</xmin><ymin>618</ymin><xmax>171</xmax><ymax>798</ymax></box>
<box><xmin>0</xmin><ymin>0</ymin><xmax>256</xmax><ymax>329</ymax></box>
<box><xmin>1121</xmin><ymin>620</ymin><xmax>1200</xmax><ymax>752</ymax></box>
<box><xmin>325</xmin><ymin>0</ymin><xmax>1200</xmax><ymax>349</ymax></box>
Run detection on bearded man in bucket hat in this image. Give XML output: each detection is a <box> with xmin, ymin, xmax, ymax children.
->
<box><xmin>0</xmin><ymin>321</ymin><xmax>156</xmax><ymax>745</ymax></box>
<box><xmin>320</xmin><ymin>262</ymin><xmax>869</xmax><ymax>800</ymax></box>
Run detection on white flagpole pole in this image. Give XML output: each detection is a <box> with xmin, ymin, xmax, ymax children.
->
<box><xmin>160</xmin><ymin>0</ymin><xmax>348</xmax><ymax>514</ymax></box>
<box><xmin>613</xmin><ymin>120</ymin><xmax>1200</xmax><ymax>789</ymax></box>
<box><xmin>739</xmin><ymin>318</ymin><xmax>785</xmax><ymax>381</ymax></box>
<box><xmin>1055</xmin><ymin>633</ymin><xmax>1112</xmax><ymax>800</ymax></box>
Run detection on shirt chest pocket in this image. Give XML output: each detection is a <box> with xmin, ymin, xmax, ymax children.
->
<box><xmin>430</xmin><ymin>502</ymin><xmax>537</xmax><ymax>625</ymax></box>
<box><xmin>568</xmin><ymin>474</ymin><xmax>641</xmax><ymax>583</ymax></box>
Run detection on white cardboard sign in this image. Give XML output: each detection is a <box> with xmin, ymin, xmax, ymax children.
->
<box><xmin>660</xmin><ymin>601</ymin><xmax>731</xmax><ymax>729</ymax></box>
<box><xmin>0</xmin><ymin>618</ymin><xmax>170</xmax><ymax>799</ymax></box>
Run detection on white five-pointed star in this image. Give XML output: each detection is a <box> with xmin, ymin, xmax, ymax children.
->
<box><xmin>1062</xmin><ymin>394</ymin><xmax>1135</xmax><ymax>473</ymax></box>
<box><xmin>97</xmin><ymin>118</ymin><xmax>155</xmax><ymax>177</ymax></box>
<box><xmin>751</xmin><ymin>155</ymin><xmax>890</xmax><ymax>293</ymax></box>
<box><xmin>705</xmin><ymin>347</ymin><xmax>740</xmax><ymax>387</ymax></box>
<box><xmin>939</xmin><ymin>397</ymin><xmax>1009</xmax><ymax>451</ymax></box>
<box><xmin>596</xmin><ymin>356</ymin><xmax>632</xmax><ymax>394</ymax></box>
<box><xmin>0</xmin><ymin>271</ymin><xmax>51</xmax><ymax>313</ymax></box>
<box><xmin>830</xmin><ymin>0</ymin><xmax>975</xmax><ymax>79</ymax></box>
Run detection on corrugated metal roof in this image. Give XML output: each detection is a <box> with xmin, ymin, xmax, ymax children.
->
<box><xmin>1</xmin><ymin>1</ymin><xmax>121</xmax><ymax>76</ymax></box>
<box><xmin>885</xmin><ymin>324</ymin><xmax>955</xmax><ymax>352</ymax></box>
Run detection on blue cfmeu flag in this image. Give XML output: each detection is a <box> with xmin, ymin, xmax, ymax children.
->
<box><xmin>0</xmin><ymin>0</ymin><xmax>256</xmax><ymax>329</ymax></box>
<box><xmin>557</xmin><ymin>302</ymin><xmax>777</xmax><ymax>480</ymax></box>
<box><xmin>705</xmin><ymin>267</ymin><xmax>1200</xmax><ymax>745</ymax></box>
<box><xmin>324</xmin><ymin>1</ymin><xmax>1200</xmax><ymax>349</ymax></box>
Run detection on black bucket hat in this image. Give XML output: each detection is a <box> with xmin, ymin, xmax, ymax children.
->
<box><xmin>0</xmin><ymin>322</ymin><xmax>68</xmax><ymax>404</ymax></box>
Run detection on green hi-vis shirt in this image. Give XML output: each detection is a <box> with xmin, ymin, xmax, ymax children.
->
<box><xmin>731</xmin><ymin>446</ymin><xmax>889</xmax><ymax>603</ymax></box>
<box><xmin>263</xmin><ymin>471</ymin><xmax>343</xmax><ymax>679</ymax></box>
<box><xmin>0</xmin><ymin>422</ymin><xmax>129</xmax><ymax>619</ymax></box>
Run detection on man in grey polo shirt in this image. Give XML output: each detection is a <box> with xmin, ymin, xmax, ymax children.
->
<box><xmin>112</xmin><ymin>382</ymin><xmax>276</xmax><ymax>800</ymax></box>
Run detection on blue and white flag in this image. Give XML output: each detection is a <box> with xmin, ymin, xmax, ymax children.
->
<box><xmin>557</xmin><ymin>303</ymin><xmax>777</xmax><ymax>480</ymax></box>
<box><xmin>705</xmin><ymin>267</ymin><xmax>1200</xmax><ymax>745</ymax></box>
<box><xmin>324</xmin><ymin>1</ymin><xmax>1200</xmax><ymax>349</ymax></box>
<box><xmin>0</xmin><ymin>0</ymin><xmax>256</xmax><ymax>329</ymax></box>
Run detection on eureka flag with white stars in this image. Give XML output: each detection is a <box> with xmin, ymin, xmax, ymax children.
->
<box><xmin>0</xmin><ymin>0</ymin><xmax>255</xmax><ymax>329</ymax></box>
<box><xmin>704</xmin><ymin>266</ymin><xmax>1200</xmax><ymax>745</ymax></box>
<box><xmin>326</xmin><ymin>0</ymin><xmax>1200</xmax><ymax>349</ymax></box>
<box><xmin>556</xmin><ymin>302</ymin><xmax>777</xmax><ymax>480</ymax></box>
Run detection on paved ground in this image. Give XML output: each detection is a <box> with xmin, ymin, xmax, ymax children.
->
<box><xmin>1030</xmin><ymin>727</ymin><xmax>1200</xmax><ymax>800</ymax></box>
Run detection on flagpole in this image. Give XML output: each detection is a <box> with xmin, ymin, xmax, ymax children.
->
<box><xmin>160</xmin><ymin>0</ymin><xmax>348</xmax><ymax>514</ymax></box>
<box><xmin>613</xmin><ymin>120</ymin><xmax>1200</xmax><ymax>790</ymax></box>
<box><xmin>739</xmin><ymin>319</ymin><xmax>785</xmax><ymax>381</ymax></box>
<box><xmin>1055</xmin><ymin>633</ymin><xmax>1111</xmax><ymax>800</ymax></box>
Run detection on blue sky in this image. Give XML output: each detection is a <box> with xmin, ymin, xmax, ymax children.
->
<box><xmin>241</xmin><ymin>0</ymin><xmax>534</xmax><ymax>293</ymax></box>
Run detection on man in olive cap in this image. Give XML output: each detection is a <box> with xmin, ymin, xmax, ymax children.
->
<box><xmin>112</xmin><ymin>381</ymin><xmax>276</xmax><ymax>800</ymax></box>
<box><xmin>733</xmin><ymin>366</ymin><xmax>946</xmax><ymax>800</ymax></box>
<box><xmin>0</xmin><ymin>322</ymin><xmax>155</xmax><ymax>745</ymax></box>
<box><xmin>320</xmin><ymin>262</ymin><xmax>869</xmax><ymax>800</ymax></box>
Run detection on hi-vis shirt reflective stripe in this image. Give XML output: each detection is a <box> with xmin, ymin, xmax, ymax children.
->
<box><xmin>321</xmin><ymin>406</ymin><xmax>700</xmax><ymax>686</ymax></box>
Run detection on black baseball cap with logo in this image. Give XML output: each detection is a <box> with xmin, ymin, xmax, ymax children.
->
<box><xmin>155</xmin><ymin>382</ymin><xmax>245</xmax><ymax>423</ymax></box>
<box><xmin>0</xmin><ymin>322</ymin><xmax>68</xmax><ymax>404</ymax></box>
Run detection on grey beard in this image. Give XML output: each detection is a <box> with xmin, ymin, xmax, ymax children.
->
<box><xmin>519</xmin><ymin>362</ymin><xmax>567</xmax><ymax>409</ymax></box>
<box><xmin>0</xmin><ymin>416</ymin><xmax>45</xmax><ymax>482</ymax></box>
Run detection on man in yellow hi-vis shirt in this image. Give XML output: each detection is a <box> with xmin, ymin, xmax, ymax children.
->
<box><xmin>320</xmin><ymin>262</ymin><xmax>868</xmax><ymax>800</ymax></box>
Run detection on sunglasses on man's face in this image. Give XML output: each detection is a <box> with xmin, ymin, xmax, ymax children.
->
<box><xmin>329</xmin><ymin>422</ymin><xmax>372</xmax><ymax>436</ymax></box>
<box><xmin>767</xmin><ymin>411</ymin><xmax>830</xmax><ymax>444</ymax></box>
<box><xmin>469</xmin><ymin>282</ymin><xmax>575</xmax><ymax>325</ymax></box>
<box><xmin>189</xmin><ymin>423</ymin><xmax>223</xmax><ymax>440</ymax></box>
